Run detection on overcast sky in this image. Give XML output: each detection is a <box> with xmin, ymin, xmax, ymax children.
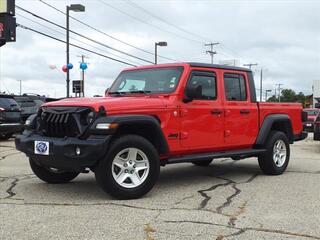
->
<box><xmin>0</xmin><ymin>0</ymin><xmax>319</xmax><ymax>98</ymax></box>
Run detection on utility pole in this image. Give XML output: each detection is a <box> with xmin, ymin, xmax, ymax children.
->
<box><xmin>276</xmin><ymin>83</ymin><xmax>283</xmax><ymax>102</ymax></box>
<box><xmin>265</xmin><ymin>89</ymin><xmax>272</xmax><ymax>102</ymax></box>
<box><xmin>17</xmin><ymin>80</ymin><xmax>21</xmax><ymax>95</ymax></box>
<box><xmin>243</xmin><ymin>63</ymin><xmax>258</xmax><ymax>70</ymax></box>
<box><xmin>77</xmin><ymin>54</ymin><xmax>89</xmax><ymax>97</ymax></box>
<box><xmin>205</xmin><ymin>42</ymin><xmax>219</xmax><ymax>64</ymax></box>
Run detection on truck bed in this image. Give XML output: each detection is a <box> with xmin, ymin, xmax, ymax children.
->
<box><xmin>258</xmin><ymin>102</ymin><xmax>303</xmax><ymax>136</ymax></box>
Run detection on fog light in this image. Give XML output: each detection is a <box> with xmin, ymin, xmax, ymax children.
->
<box><xmin>76</xmin><ymin>146</ymin><xmax>81</xmax><ymax>155</ymax></box>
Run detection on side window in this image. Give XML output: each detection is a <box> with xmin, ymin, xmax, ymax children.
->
<box><xmin>224</xmin><ymin>74</ymin><xmax>247</xmax><ymax>101</ymax></box>
<box><xmin>186</xmin><ymin>72</ymin><xmax>217</xmax><ymax>100</ymax></box>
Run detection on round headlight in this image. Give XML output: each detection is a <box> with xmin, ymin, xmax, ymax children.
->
<box><xmin>86</xmin><ymin>111</ymin><xmax>95</xmax><ymax>124</ymax></box>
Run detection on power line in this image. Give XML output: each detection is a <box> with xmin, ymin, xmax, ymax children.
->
<box><xmin>16</xmin><ymin>12</ymin><xmax>143</xmax><ymax>66</ymax></box>
<box><xmin>125</xmin><ymin>0</ymin><xmax>210</xmax><ymax>43</ymax></box>
<box><xmin>38</xmin><ymin>0</ymin><xmax>179</xmax><ymax>62</ymax></box>
<box><xmin>17</xmin><ymin>23</ymin><xmax>137</xmax><ymax>67</ymax></box>
<box><xmin>98</xmin><ymin>0</ymin><xmax>203</xmax><ymax>45</ymax></box>
<box><xmin>17</xmin><ymin>14</ymin><xmax>139</xmax><ymax>66</ymax></box>
<box><xmin>16</xmin><ymin>5</ymin><xmax>154</xmax><ymax>64</ymax></box>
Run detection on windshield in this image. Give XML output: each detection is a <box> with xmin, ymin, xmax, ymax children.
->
<box><xmin>306</xmin><ymin>110</ymin><xmax>319</xmax><ymax>116</ymax></box>
<box><xmin>109</xmin><ymin>67</ymin><xmax>183</xmax><ymax>94</ymax></box>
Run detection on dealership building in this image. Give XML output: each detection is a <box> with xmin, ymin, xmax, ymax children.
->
<box><xmin>313</xmin><ymin>80</ymin><xmax>320</xmax><ymax>108</ymax></box>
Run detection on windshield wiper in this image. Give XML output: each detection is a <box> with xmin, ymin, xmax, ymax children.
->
<box><xmin>108</xmin><ymin>91</ymin><xmax>127</xmax><ymax>95</ymax></box>
<box><xmin>128</xmin><ymin>90</ymin><xmax>151</xmax><ymax>94</ymax></box>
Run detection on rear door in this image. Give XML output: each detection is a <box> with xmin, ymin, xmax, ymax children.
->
<box><xmin>222</xmin><ymin>72</ymin><xmax>259</xmax><ymax>148</ymax></box>
<box><xmin>180</xmin><ymin>69</ymin><xmax>225</xmax><ymax>150</ymax></box>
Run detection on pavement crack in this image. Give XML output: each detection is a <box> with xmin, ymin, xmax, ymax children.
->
<box><xmin>216</xmin><ymin>183</ymin><xmax>241</xmax><ymax>214</ymax></box>
<box><xmin>0</xmin><ymin>145</ymin><xmax>16</xmax><ymax>149</ymax></box>
<box><xmin>0</xmin><ymin>152</ymin><xmax>22</xmax><ymax>161</ymax></box>
<box><xmin>173</xmin><ymin>194</ymin><xmax>195</xmax><ymax>206</ymax></box>
<box><xmin>1</xmin><ymin>174</ymin><xmax>36</xmax><ymax>200</ymax></box>
<box><xmin>197</xmin><ymin>179</ymin><xmax>233</xmax><ymax>210</ymax></box>
<box><xmin>227</xmin><ymin>201</ymin><xmax>247</xmax><ymax>227</ymax></box>
<box><xmin>164</xmin><ymin>220</ymin><xmax>320</xmax><ymax>240</ymax></box>
<box><xmin>4</xmin><ymin>178</ymin><xmax>19</xmax><ymax>199</ymax></box>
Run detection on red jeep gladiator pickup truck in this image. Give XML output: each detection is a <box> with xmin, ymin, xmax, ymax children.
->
<box><xmin>15</xmin><ymin>63</ymin><xmax>307</xmax><ymax>199</ymax></box>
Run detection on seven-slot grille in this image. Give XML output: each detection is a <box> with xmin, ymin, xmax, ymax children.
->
<box><xmin>40</xmin><ymin>110</ymin><xmax>81</xmax><ymax>138</ymax></box>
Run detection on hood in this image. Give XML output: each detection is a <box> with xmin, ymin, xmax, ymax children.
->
<box><xmin>43</xmin><ymin>96</ymin><xmax>166</xmax><ymax>113</ymax></box>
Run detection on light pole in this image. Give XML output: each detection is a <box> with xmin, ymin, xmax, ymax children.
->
<box><xmin>155</xmin><ymin>41</ymin><xmax>167</xmax><ymax>64</ymax></box>
<box><xmin>265</xmin><ymin>89</ymin><xmax>272</xmax><ymax>102</ymax></box>
<box><xmin>17</xmin><ymin>80</ymin><xmax>21</xmax><ymax>95</ymax></box>
<box><xmin>66</xmin><ymin>4</ymin><xmax>85</xmax><ymax>98</ymax></box>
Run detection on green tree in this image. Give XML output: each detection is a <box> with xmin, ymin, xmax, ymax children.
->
<box><xmin>267</xmin><ymin>89</ymin><xmax>307</xmax><ymax>107</ymax></box>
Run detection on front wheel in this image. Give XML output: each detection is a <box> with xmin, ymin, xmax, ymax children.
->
<box><xmin>258</xmin><ymin>131</ymin><xmax>290</xmax><ymax>175</ymax></box>
<box><xmin>29</xmin><ymin>158</ymin><xmax>79</xmax><ymax>184</ymax></box>
<box><xmin>95</xmin><ymin>135</ymin><xmax>160</xmax><ymax>199</ymax></box>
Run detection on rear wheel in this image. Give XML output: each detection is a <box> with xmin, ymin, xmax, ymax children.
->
<box><xmin>0</xmin><ymin>133</ymin><xmax>12</xmax><ymax>140</ymax></box>
<box><xmin>95</xmin><ymin>135</ymin><xmax>160</xmax><ymax>199</ymax></box>
<box><xmin>314</xmin><ymin>126</ymin><xmax>320</xmax><ymax>141</ymax></box>
<box><xmin>29</xmin><ymin>158</ymin><xmax>79</xmax><ymax>184</ymax></box>
<box><xmin>192</xmin><ymin>159</ymin><xmax>212</xmax><ymax>166</ymax></box>
<box><xmin>258</xmin><ymin>131</ymin><xmax>290</xmax><ymax>175</ymax></box>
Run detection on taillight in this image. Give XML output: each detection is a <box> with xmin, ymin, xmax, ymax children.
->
<box><xmin>0</xmin><ymin>107</ymin><xmax>5</xmax><ymax>112</ymax></box>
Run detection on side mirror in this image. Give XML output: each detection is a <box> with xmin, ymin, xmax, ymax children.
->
<box><xmin>105</xmin><ymin>88</ymin><xmax>109</xmax><ymax>97</ymax></box>
<box><xmin>183</xmin><ymin>85</ymin><xmax>202</xmax><ymax>103</ymax></box>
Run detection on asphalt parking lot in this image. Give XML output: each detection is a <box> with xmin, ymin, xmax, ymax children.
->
<box><xmin>1</xmin><ymin>135</ymin><xmax>320</xmax><ymax>240</ymax></box>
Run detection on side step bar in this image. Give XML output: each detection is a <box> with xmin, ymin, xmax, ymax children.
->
<box><xmin>167</xmin><ymin>148</ymin><xmax>266</xmax><ymax>164</ymax></box>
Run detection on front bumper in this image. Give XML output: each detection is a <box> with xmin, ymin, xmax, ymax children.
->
<box><xmin>0</xmin><ymin>123</ymin><xmax>24</xmax><ymax>134</ymax></box>
<box><xmin>294</xmin><ymin>131</ymin><xmax>308</xmax><ymax>142</ymax></box>
<box><xmin>15</xmin><ymin>132</ymin><xmax>111</xmax><ymax>172</ymax></box>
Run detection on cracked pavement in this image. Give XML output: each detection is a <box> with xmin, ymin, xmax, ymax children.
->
<box><xmin>1</xmin><ymin>135</ymin><xmax>320</xmax><ymax>240</ymax></box>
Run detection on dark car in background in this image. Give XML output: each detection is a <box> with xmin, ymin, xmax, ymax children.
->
<box><xmin>14</xmin><ymin>94</ymin><xmax>44</xmax><ymax>122</ymax></box>
<box><xmin>303</xmin><ymin>108</ymin><xmax>320</xmax><ymax>132</ymax></box>
<box><xmin>314</xmin><ymin>112</ymin><xmax>320</xmax><ymax>141</ymax></box>
<box><xmin>0</xmin><ymin>95</ymin><xmax>23</xmax><ymax>140</ymax></box>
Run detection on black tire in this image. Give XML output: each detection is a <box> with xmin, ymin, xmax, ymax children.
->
<box><xmin>29</xmin><ymin>158</ymin><xmax>79</xmax><ymax>184</ymax></box>
<box><xmin>95</xmin><ymin>135</ymin><xmax>160</xmax><ymax>199</ymax></box>
<box><xmin>0</xmin><ymin>133</ymin><xmax>12</xmax><ymax>140</ymax></box>
<box><xmin>258</xmin><ymin>131</ymin><xmax>290</xmax><ymax>175</ymax></box>
<box><xmin>192</xmin><ymin>159</ymin><xmax>212</xmax><ymax>166</ymax></box>
<box><xmin>314</xmin><ymin>127</ymin><xmax>320</xmax><ymax>141</ymax></box>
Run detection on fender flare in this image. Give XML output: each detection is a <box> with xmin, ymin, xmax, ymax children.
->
<box><xmin>255</xmin><ymin>114</ymin><xmax>294</xmax><ymax>147</ymax></box>
<box><xmin>90</xmin><ymin>114</ymin><xmax>169</xmax><ymax>154</ymax></box>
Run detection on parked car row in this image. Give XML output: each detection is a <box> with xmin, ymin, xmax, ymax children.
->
<box><xmin>303</xmin><ymin>108</ymin><xmax>320</xmax><ymax>141</ymax></box>
<box><xmin>0</xmin><ymin>94</ymin><xmax>60</xmax><ymax>140</ymax></box>
<box><xmin>314</xmin><ymin>113</ymin><xmax>320</xmax><ymax>141</ymax></box>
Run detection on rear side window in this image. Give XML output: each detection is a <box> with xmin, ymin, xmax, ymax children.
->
<box><xmin>224</xmin><ymin>74</ymin><xmax>247</xmax><ymax>101</ymax></box>
<box><xmin>186</xmin><ymin>72</ymin><xmax>217</xmax><ymax>100</ymax></box>
<box><xmin>0</xmin><ymin>98</ymin><xmax>19</xmax><ymax>108</ymax></box>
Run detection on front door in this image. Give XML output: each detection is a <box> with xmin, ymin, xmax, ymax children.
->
<box><xmin>181</xmin><ymin>70</ymin><xmax>224</xmax><ymax>151</ymax></box>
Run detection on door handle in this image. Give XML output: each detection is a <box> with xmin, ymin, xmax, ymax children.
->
<box><xmin>240</xmin><ymin>109</ymin><xmax>250</xmax><ymax>114</ymax></box>
<box><xmin>211</xmin><ymin>109</ymin><xmax>223</xmax><ymax>115</ymax></box>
